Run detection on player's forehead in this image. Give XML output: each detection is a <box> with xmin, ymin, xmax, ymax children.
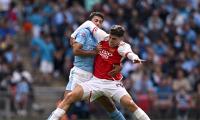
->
<box><xmin>91</xmin><ymin>16</ymin><xmax>103</xmax><ymax>22</ymax></box>
<box><xmin>109</xmin><ymin>34</ymin><xmax>121</xmax><ymax>39</ymax></box>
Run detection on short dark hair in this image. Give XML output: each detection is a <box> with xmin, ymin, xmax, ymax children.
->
<box><xmin>110</xmin><ymin>25</ymin><xmax>125</xmax><ymax>37</ymax></box>
<box><xmin>88</xmin><ymin>12</ymin><xmax>104</xmax><ymax>20</ymax></box>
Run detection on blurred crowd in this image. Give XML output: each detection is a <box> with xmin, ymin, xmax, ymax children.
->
<box><xmin>0</xmin><ymin>0</ymin><xmax>34</xmax><ymax>117</ymax></box>
<box><xmin>0</xmin><ymin>0</ymin><xmax>200</xmax><ymax>119</ymax></box>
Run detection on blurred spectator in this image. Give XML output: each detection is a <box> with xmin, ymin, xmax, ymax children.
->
<box><xmin>133</xmin><ymin>32</ymin><xmax>151</xmax><ymax>60</ymax></box>
<box><xmin>7</xmin><ymin>1</ymin><xmax>19</xmax><ymax>30</ymax></box>
<box><xmin>153</xmin><ymin>39</ymin><xmax>168</xmax><ymax>56</ymax></box>
<box><xmin>172</xmin><ymin>69</ymin><xmax>191</xmax><ymax>92</ymax></box>
<box><xmin>192</xmin><ymin>37</ymin><xmax>200</xmax><ymax>54</ymax></box>
<box><xmin>30</xmin><ymin>32</ymin><xmax>44</xmax><ymax>69</ymax></box>
<box><xmin>4</xmin><ymin>43</ymin><xmax>19</xmax><ymax>64</ymax></box>
<box><xmin>134</xmin><ymin>72</ymin><xmax>154</xmax><ymax>95</ymax></box>
<box><xmin>84</xmin><ymin>0</ymin><xmax>102</xmax><ymax>11</ymax></box>
<box><xmin>133</xmin><ymin>31</ymin><xmax>150</xmax><ymax>47</ymax></box>
<box><xmin>0</xmin><ymin>53</ymin><xmax>10</xmax><ymax>82</ymax></box>
<box><xmin>53</xmin><ymin>36</ymin><xmax>66</xmax><ymax>77</ymax></box>
<box><xmin>175</xmin><ymin>87</ymin><xmax>192</xmax><ymax>120</ymax></box>
<box><xmin>0</xmin><ymin>0</ymin><xmax>11</xmax><ymax>14</ymax></box>
<box><xmin>193</xmin><ymin>81</ymin><xmax>200</xmax><ymax>120</ymax></box>
<box><xmin>39</xmin><ymin>34</ymin><xmax>55</xmax><ymax>83</ymax></box>
<box><xmin>188</xmin><ymin>66</ymin><xmax>200</xmax><ymax>88</ymax></box>
<box><xmin>151</xmin><ymin>65</ymin><xmax>163</xmax><ymax>87</ymax></box>
<box><xmin>191</xmin><ymin>9</ymin><xmax>200</xmax><ymax>28</ymax></box>
<box><xmin>153</xmin><ymin>76</ymin><xmax>173</xmax><ymax>118</ymax></box>
<box><xmin>147</xmin><ymin>10</ymin><xmax>164</xmax><ymax>31</ymax></box>
<box><xmin>28</xmin><ymin>7</ymin><xmax>44</xmax><ymax>38</ymax></box>
<box><xmin>121</xmin><ymin>60</ymin><xmax>135</xmax><ymax>78</ymax></box>
<box><xmin>134</xmin><ymin>72</ymin><xmax>154</xmax><ymax>112</ymax></box>
<box><xmin>0</xmin><ymin>19</ymin><xmax>16</xmax><ymax>38</ymax></box>
<box><xmin>11</xmin><ymin>63</ymin><xmax>33</xmax><ymax>115</ymax></box>
<box><xmin>177</xmin><ymin>22</ymin><xmax>197</xmax><ymax>44</ymax></box>
<box><xmin>15</xmin><ymin>76</ymin><xmax>30</xmax><ymax>116</ymax></box>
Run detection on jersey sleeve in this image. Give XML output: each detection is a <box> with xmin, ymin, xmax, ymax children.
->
<box><xmin>118</xmin><ymin>42</ymin><xmax>139</xmax><ymax>61</ymax></box>
<box><xmin>71</xmin><ymin>20</ymin><xmax>109</xmax><ymax>43</ymax></box>
<box><xmin>71</xmin><ymin>21</ymin><xmax>91</xmax><ymax>39</ymax></box>
<box><xmin>75</xmin><ymin>29</ymin><xmax>87</xmax><ymax>45</ymax></box>
<box><xmin>91</xmin><ymin>26</ymin><xmax>109</xmax><ymax>43</ymax></box>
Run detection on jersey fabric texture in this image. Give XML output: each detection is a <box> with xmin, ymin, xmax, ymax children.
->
<box><xmin>94</xmin><ymin>40</ymin><xmax>123</xmax><ymax>80</ymax></box>
<box><xmin>73</xmin><ymin>28</ymin><xmax>98</xmax><ymax>72</ymax></box>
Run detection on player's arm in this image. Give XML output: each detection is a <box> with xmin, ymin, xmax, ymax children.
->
<box><xmin>71</xmin><ymin>21</ymin><xmax>109</xmax><ymax>42</ymax></box>
<box><xmin>118</xmin><ymin>42</ymin><xmax>142</xmax><ymax>63</ymax></box>
<box><xmin>108</xmin><ymin>64</ymin><xmax>122</xmax><ymax>77</ymax></box>
<box><xmin>73</xmin><ymin>43</ymin><xmax>97</xmax><ymax>56</ymax></box>
<box><xmin>108</xmin><ymin>56</ymin><xmax>124</xmax><ymax>77</ymax></box>
<box><xmin>73</xmin><ymin>30</ymin><xmax>98</xmax><ymax>56</ymax></box>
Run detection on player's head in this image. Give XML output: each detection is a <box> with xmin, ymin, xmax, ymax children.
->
<box><xmin>108</xmin><ymin>25</ymin><xmax>125</xmax><ymax>47</ymax></box>
<box><xmin>88</xmin><ymin>12</ymin><xmax>104</xmax><ymax>28</ymax></box>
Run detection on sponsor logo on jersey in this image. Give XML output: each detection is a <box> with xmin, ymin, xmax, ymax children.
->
<box><xmin>99</xmin><ymin>49</ymin><xmax>113</xmax><ymax>59</ymax></box>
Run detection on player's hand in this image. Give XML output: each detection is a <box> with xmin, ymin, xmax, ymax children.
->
<box><xmin>108</xmin><ymin>65</ymin><xmax>122</xmax><ymax>77</ymax></box>
<box><xmin>96</xmin><ymin>44</ymin><xmax>102</xmax><ymax>54</ymax></box>
<box><xmin>133</xmin><ymin>58</ymin><xmax>146</xmax><ymax>64</ymax></box>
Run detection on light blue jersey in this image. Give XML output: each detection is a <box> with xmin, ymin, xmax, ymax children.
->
<box><xmin>74</xmin><ymin>28</ymin><xmax>97</xmax><ymax>72</ymax></box>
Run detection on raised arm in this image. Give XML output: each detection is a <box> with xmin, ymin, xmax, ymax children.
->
<box><xmin>71</xmin><ymin>21</ymin><xmax>108</xmax><ymax>42</ymax></box>
<box><xmin>118</xmin><ymin>42</ymin><xmax>142</xmax><ymax>63</ymax></box>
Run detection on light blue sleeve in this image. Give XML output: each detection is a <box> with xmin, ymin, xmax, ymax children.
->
<box><xmin>75</xmin><ymin>29</ymin><xmax>88</xmax><ymax>45</ymax></box>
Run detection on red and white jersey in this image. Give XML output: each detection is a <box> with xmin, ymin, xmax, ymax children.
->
<box><xmin>93</xmin><ymin>39</ymin><xmax>134</xmax><ymax>80</ymax></box>
<box><xmin>71</xmin><ymin>21</ymin><xmax>139</xmax><ymax>80</ymax></box>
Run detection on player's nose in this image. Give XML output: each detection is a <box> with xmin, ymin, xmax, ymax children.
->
<box><xmin>96</xmin><ymin>22</ymin><xmax>100</xmax><ymax>27</ymax></box>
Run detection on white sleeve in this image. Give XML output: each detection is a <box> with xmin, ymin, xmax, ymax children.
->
<box><xmin>91</xmin><ymin>26</ymin><xmax>109</xmax><ymax>42</ymax></box>
<box><xmin>118</xmin><ymin>42</ymin><xmax>139</xmax><ymax>61</ymax></box>
<box><xmin>71</xmin><ymin>20</ymin><xmax>109</xmax><ymax>42</ymax></box>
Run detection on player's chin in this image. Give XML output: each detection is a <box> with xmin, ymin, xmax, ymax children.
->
<box><xmin>110</xmin><ymin>43</ymin><xmax>118</xmax><ymax>47</ymax></box>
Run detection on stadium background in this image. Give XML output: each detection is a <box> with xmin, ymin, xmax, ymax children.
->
<box><xmin>0</xmin><ymin>0</ymin><xmax>200</xmax><ymax>120</ymax></box>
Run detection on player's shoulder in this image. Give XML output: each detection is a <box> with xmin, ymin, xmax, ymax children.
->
<box><xmin>97</xmin><ymin>36</ymin><xmax>109</xmax><ymax>45</ymax></box>
<box><xmin>79</xmin><ymin>28</ymin><xmax>90</xmax><ymax>34</ymax></box>
<box><xmin>77</xmin><ymin>28</ymin><xmax>90</xmax><ymax>37</ymax></box>
<box><xmin>117</xmin><ymin>41</ymin><xmax>131</xmax><ymax>53</ymax></box>
<box><xmin>101</xmin><ymin>36</ymin><xmax>109</xmax><ymax>42</ymax></box>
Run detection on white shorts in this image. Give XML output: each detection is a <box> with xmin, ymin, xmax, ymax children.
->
<box><xmin>40</xmin><ymin>60</ymin><xmax>54</xmax><ymax>74</ymax></box>
<box><xmin>80</xmin><ymin>76</ymin><xmax>129</xmax><ymax>103</ymax></box>
<box><xmin>66</xmin><ymin>66</ymin><xmax>93</xmax><ymax>90</ymax></box>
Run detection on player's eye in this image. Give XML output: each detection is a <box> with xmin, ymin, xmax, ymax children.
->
<box><xmin>112</xmin><ymin>38</ymin><xmax>116</xmax><ymax>40</ymax></box>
